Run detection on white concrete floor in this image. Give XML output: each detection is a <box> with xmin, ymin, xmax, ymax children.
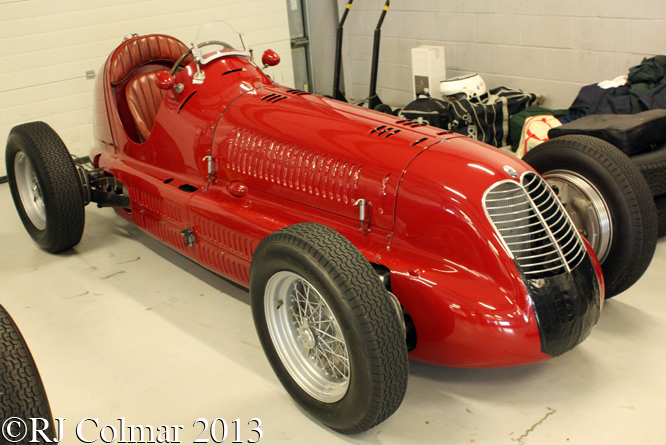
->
<box><xmin>1</xmin><ymin>183</ymin><xmax>665</xmax><ymax>445</ymax></box>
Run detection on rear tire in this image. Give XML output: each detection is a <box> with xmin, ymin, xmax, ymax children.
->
<box><xmin>656</xmin><ymin>194</ymin><xmax>666</xmax><ymax>238</ymax></box>
<box><xmin>523</xmin><ymin>135</ymin><xmax>657</xmax><ymax>298</ymax></box>
<box><xmin>6</xmin><ymin>122</ymin><xmax>85</xmax><ymax>253</ymax></box>
<box><xmin>250</xmin><ymin>223</ymin><xmax>408</xmax><ymax>434</ymax></box>
<box><xmin>629</xmin><ymin>143</ymin><xmax>666</xmax><ymax>197</ymax></box>
<box><xmin>0</xmin><ymin>305</ymin><xmax>55</xmax><ymax>444</ymax></box>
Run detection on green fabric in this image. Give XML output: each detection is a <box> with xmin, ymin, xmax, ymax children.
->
<box><xmin>627</xmin><ymin>56</ymin><xmax>666</xmax><ymax>113</ymax></box>
<box><xmin>509</xmin><ymin>106</ymin><xmax>568</xmax><ymax>152</ymax></box>
<box><xmin>628</xmin><ymin>55</ymin><xmax>666</xmax><ymax>85</ymax></box>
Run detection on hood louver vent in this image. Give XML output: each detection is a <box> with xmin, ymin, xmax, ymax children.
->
<box><xmin>396</xmin><ymin>119</ymin><xmax>428</xmax><ymax>128</ymax></box>
<box><xmin>411</xmin><ymin>137</ymin><xmax>429</xmax><ymax>147</ymax></box>
<box><xmin>285</xmin><ymin>89</ymin><xmax>312</xmax><ymax>96</ymax></box>
<box><xmin>222</xmin><ymin>68</ymin><xmax>247</xmax><ymax>76</ymax></box>
<box><xmin>370</xmin><ymin>125</ymin><xmax>401</xmax><ymax>138</ymax></box>
<box><xmin>261</xmin><ymin>93</ymin><xmax>288</xmax><ymax>103</ymax></box>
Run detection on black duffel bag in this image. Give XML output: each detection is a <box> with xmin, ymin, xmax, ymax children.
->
<box><xmin>448</xmin><ymin>87</ymin><xmax>541</xmax><ymax>147</ymax></box>
<box><xmin>399</xmin><ymin>92</ymin><xmax>449</xmax><ymax>128</ymax></box>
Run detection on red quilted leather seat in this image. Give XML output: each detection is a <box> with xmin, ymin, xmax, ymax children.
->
<box><xmin>107</xmin><ymin>34</ymin><xmax>191</xmax><ymax>142</ymax></box>
<box><xmin>109</xmin><ymin>34</ymin><xmax>188</xmax><ymax>86</ymax></box>
<box><xmin>126</xmin><ymin>72</ymin><xmax>166</xmax><ymax>142</ymax></box>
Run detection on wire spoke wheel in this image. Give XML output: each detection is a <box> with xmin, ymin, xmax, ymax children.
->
<box><xmin>14</xmin><ymin>151</ymin><xmax>47</xmax><ymax>230</ymax></box>
<box><xmin>250</xmin><ymin>223</ymin><xmax>408</xmax><ymax>433</ymax></box>
<box><xmin>265</xmin><ymin>271</ymin><xmax>350</xmax><ymax>403</ymax></box>
<box><xmin>544</xmin><ymin>169</ymin><xmax>612</xmax><ymax>263</ymax></box>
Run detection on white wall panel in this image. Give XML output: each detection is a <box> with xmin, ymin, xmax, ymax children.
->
<box><xmin>0</xmin><ymin>0</ymin><xmax>294</xmax><ymax>177</ymax></box>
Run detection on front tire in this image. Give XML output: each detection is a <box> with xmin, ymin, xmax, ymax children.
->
<box><xmin>523</xmin><ymin>135</ymin><xmax>657</xmax><ymax>298</ymax></box>
<box><xmin>6</xmin><ymin>122</ymin><xmax>85</xmax><ymax>253</ymax></box>
<box><xmin>250</xmin><ymin>223</ymin><xmax>408</xmax><ymax>434</ymax></box>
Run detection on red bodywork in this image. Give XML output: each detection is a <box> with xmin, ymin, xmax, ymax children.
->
<box><xmin>91</xmin><ymin>34</ymin><xmax>604</xmax><ymax>368</ymax></box>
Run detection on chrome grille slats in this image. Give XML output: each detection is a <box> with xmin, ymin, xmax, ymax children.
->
<box><xmin>514</xmin><ymin>249</ymin><xmax>562</xmax><ymax>260</ymax></box>
<box><xmin>506</xmin><ymin>230</ymin><xmax>552</xmax><ymax>245</ymax></box>
<box><xmin>489</xmin><ymin>207</ymin><xmax>534</xmax><ymax>218</ymax></box>
<box><xmin>523</xmin><ymin>172</ymin><xmax>586</xmax><ymax>272</ymax></box>
<box><xmin>484</xmin><ymin>172</ymin><xmax>587</xmax><ymax>278</ymax></box>
<box><xmin>501</xmin><ymin>221</ymin><xmax>548</xmax><ymax>237</ymax></box>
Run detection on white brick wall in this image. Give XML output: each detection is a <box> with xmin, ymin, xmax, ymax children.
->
<box><xmin>337</xmin><ymin>0</ymin><xmax>662</xmax><ymax>111</ymax></box>
<box><xmin>0</xmin><ymin>0</ymin><xmax>294</xmax><ymax>177</ymax></box>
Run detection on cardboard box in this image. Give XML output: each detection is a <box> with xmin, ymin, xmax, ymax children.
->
<box><xmin>411</xmin><ymin>45</ymin><xmax>447</xmax><ymax>97</ymax></box>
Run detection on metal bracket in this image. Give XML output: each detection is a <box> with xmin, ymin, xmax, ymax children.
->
<box><xmin>180</xmin><ymin>228</ymin><xmax>196</xmax><ymax>247</ymax></box>
<box><xmin>203</xmin><ymin>156</ymin><xmax>215</xmax><ymax>180</ymax></box>
<box><xmin>191</xmin><ymin>44</ymin><xmax>206</xmax><ymax>84</ymax></box>
<box><xmin>193</xmin><ymin>66</ymin><xmax>205</xmax><ymax>84</ymax></box>
<box><xmin>354</xmin><ymin>199</ymin><xmax>368</xmax><ymax>230</ymax></box>
<box><xmin>76</xmin><ymin>165</ymin><xmax>92</xmax><ymax>205</ymax></box>
<box><xmin>85</xmin><ymin>169</ymin><xmax>130</xmax><ymax>210</ymax></box>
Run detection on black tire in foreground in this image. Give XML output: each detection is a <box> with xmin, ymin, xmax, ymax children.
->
<box><xmin>523</xmin><ymin>135</ymin><xmax>658</xmax><ymax>298</ymax></box>
<box><xmin>5</xmin><ymin>122</ymin><xmax>85</xmax><ymax>253</ymax></box>
<box><xmin>629</xmin><ymin>143</ymin><xmax>666</xmax><ymax>197</ymax></box>
<box><xmin>250</xmin><ymin>223</ymin><xmax>408</xmax><ymax>434</ymax></box>
<box><xmin>0</xmin><ymin>305</ymin><xmax>55</xmax><ymax>445</ymax></box>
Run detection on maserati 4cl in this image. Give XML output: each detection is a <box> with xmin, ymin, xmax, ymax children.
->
<box><xmin>6</xmin><ymin>22</ymin><xmax>605</xmax><ymax>433</ymax></box>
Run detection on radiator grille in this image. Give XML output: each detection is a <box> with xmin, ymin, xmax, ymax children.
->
<box><xmin>484</xmin><ymin>172</ymin><xmax>586</xmax><ymax>278</ymax></box>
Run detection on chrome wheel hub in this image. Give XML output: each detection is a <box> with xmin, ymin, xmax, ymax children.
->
<box><xmin>297</xmin><ymin>319</ymin><xmax>316</xmax><ymax>350</ymax></box>
<box><xmin>264</xmin><ymin>271</ymin><xmax>350</xmax><ymax>403</ymax></box>
<box><xmin>544</xmin><ymin>170</ymin><xmax>613</xmax><ymax>263</ymax></box>
<box><xmin>14</xmin><ymin>152</ymin><xmax>46</xmax><ymax>230</ymax></box>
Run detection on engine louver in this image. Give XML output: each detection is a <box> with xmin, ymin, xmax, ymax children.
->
<box><xmin>395</xmin><ymin>119</ymin><xmax>428</xmax><ymax>128</ymax></box>
<box><xmin>484</xmin><ymin>172</ymin><xmax>586</xmax><ymax>278</ymax></box>
<box><xmin>285</xmin><ymin>88</ymin><xmax>311</xmax><ymax>96</ymax></box>
<box><xmin>369</xmin><ymin>125</ymin><xmax>401</xmax><ymax>138</ymax></box>
<box><xmin>261</xmin><ymin>93</ymin><xmax>288</xmax><ymax>103</ymax></box>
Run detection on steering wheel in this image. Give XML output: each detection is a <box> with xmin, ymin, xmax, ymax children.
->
<box><xmin>170</xmin><ymin>40</ymin><xmax>234</xmax><ymax>76</ymax></box>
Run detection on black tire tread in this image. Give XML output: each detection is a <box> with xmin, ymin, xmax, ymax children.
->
<box><xmin>253</xmin><ymin>223</ymin><xmax>408</xmax><ymax>434</ymax></box>
<box><xmin>630</xmin><ymin>143</ymin><xmax>666</xmax><ymax>197</ymax></box>
<box><xmin>6</xmin><ymin>122</ymin><xmax>84</xmax><ymax>253</ymax></box>
<box><xmin>0</xmin><ymin>305</ymin><xmax>54</xmax><ymax>444</ymax></box>
<box><xmin>656</xmin><ymin>194</ymin><xmax>666</xmax><ymax>238</ymax></box>
<box><xmin>524</xmin><ymin>135</ymin><xmax>657</xmax><ymax>297</ymax></box>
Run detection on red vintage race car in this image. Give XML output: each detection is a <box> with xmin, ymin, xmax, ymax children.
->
<box><xmin>6</xmin><ymin>23</ymin><xmax>604</xmax><ymax>433</ymax></box>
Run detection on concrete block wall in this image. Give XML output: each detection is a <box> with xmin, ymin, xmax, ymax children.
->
<box><xmin>336</xmin><ymin>0</ymin><xmax>666</xmax><ymax>110</ymax></box>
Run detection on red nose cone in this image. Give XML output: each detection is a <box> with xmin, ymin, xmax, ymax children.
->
<box><xmin>262</xmin><ymin>49</ymin><xmax>280</xmax><ymax>67</ymax></box>
<box><xmin>155</xmin><ymin>70</ymin><xmax>175</xmax><ymax>90</ymax></box>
